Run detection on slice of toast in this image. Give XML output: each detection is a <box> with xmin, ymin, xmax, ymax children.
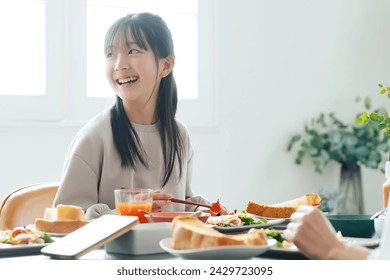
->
<box><xmin>245</xmin><ymin>193</ymin><xmax>321</xmax><ymax>218</ymax></box>
<box><xmin>171</xmin><ymin>216</ymin><xmax>267</xmax><ymax>250</ymax></box>
<box><xmin>35</xmin><ymin>204</ymin><xmax>88</xmax><ymax>234</ymax></box>
<box><xmin>35</xmin><ymin>219</ymin><xmax>90</xmax><ymax>234</ymax></box>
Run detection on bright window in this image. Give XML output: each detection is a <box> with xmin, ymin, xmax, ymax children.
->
<box><xmin>0</xmin><ymin>0</ymin><xmax>45</xmax><ymax>96</ymax></box>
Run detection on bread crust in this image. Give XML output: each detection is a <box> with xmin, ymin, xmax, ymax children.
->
<box><xmin>246</xmin><ymin>202</ymin><xmax>296</xmax><ymax>218</ymax></box>
<box><xmin>34</xmin><ymin>218</ymin><xmax>89</xmax><ymax>234</ymax></box>
<box><xmin>246</xmin><ymin>193</ymin><xmax>321</xmax><ymax>218</ymax></box>
<box><xmin>270</xmin><ymin>193</ymin><xmax>321</xmax><ymax>208</ymax></box>
<box><xmin>171</xmin><ymin>216</ymin><xmax>267</xmax><ymax>249</ymax></box>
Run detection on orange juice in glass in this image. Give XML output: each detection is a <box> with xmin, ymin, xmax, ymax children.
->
<box><xmin>114</xmin><ymin>188</ymin><xmax>153</xmax><ymax>223</ymax></box>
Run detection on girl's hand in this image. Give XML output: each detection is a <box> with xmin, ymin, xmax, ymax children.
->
<box><xmin>151</xmin><ymin>189</ymin><xmax>172</xmax><ymax>212</ymax></box>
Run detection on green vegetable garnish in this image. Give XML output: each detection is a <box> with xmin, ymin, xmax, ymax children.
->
<box><xmin>42</xmin><ymin>233</ymin><xmax>55</xmax><ymax>243</ymax></box>
<box><xmin>259</xmin><ymin>228</ymin><xmax>285</xmax><ymax>246</ymax></box>
<box><xmin>241</xmin><ymin>214</ymin><xmax>267</xmax><ymax>226</ymax></box>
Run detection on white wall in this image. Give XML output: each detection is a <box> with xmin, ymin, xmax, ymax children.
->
<box><xmin>1</xmin><ymin>0</ymin><xmax>390</xmax><ymax>214</ymax></box>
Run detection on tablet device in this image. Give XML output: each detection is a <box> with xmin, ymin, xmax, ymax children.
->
<box><xmin>41</xmin><ymin>215</ymin><xmax>138</xmax><ymax>259</ymax></box>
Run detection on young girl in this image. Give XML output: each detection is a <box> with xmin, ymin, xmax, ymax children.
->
<box><xmin>53</xmin><ymin>12</ymin><xmax>226</xmax><ymax>219</ymax></box>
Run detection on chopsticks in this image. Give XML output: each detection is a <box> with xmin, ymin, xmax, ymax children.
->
<box><xmin>169</xmin><ymin>198</ymin><xmax>211</xmax><ymax>209</ymax></box>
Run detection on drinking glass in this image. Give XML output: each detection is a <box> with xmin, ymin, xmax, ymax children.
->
<box><xmin>114</xmin><ymin>188</ymin><xmax>153</xmax><ymax>223</ymax></box>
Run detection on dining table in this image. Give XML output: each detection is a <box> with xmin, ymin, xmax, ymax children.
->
<box><xmin>0</xmin><ymin>246</ymin><xmax>309</xmax><ymax>260</ymax></box>
<box><xmin>0</xmin><ymin>213</ymin><xmax>381</xmax><ymax>262</ymax></box>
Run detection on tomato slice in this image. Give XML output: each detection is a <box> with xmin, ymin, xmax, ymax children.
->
<box><xmin>11</xmin><ymin>227</ymin><xmax>28</xmax><ymax>238</ymax></box>
<box><xmin>210</xmin><ymin>199</ymin><xmax>222</xmax><ymax>215</ymax></box>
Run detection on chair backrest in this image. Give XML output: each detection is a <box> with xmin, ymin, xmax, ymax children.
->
<box><xmin>0</xmin><ymin>182</ymin><xmax>59</xmax><ymax>230</ymax></box>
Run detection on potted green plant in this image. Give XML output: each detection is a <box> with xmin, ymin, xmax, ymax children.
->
<box><xmin>356</xmin><ymin>84</ymin><xmax>390</xmax><ymax>134</ymax></box>
<box><xmin>287</xmin><ymin>97</ymin><xmax>390</xmax><ymax>214</ymax></box>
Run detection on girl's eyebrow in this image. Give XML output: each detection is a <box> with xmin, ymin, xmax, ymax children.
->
<box><xmin>106</xmin><ymin>42</ymin><xmax>139</xmax><ymax>49</ymax></box>
<box><xmin>126</xmin><ymin>42</ymin><xmax>139</xmax><ymax>47</ymax></box>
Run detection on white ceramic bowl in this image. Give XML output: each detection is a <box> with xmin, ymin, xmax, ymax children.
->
<box><xmin>374</xmin><ymin>215</ymin><xmax>386</xmax><ymax>238</ymax></box>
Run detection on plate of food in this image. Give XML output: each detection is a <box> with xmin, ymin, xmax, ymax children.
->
<box><xmin>206</xmin><ymin>211</ymin><xmax>285</xmax><ymax>233</ymax></box>
<box><xmin>0</xmin><ymin>227</ymin><xmax>55</xmax><ymax>256</ymax></box>
<box><xmin>159</xmin><ymin>237</ymin><xmax>276</xmax><ymax>260</ymax></box>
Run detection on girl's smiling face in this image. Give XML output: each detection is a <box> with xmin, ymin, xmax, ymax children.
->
<box><xmin>105</xmin><ymin>30</ymin><xmax>165</xmax><ymax>109</ymax></box>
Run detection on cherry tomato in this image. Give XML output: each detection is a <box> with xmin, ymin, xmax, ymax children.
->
<box><xmin>210</xmin><ymin>199</ymin><xmax>222</xmax><ymax>215</ymax></box>
<box><xmin>11</xmin><ymin>227</ymin><xmax>28</xmax><ymax>238</ymax></box>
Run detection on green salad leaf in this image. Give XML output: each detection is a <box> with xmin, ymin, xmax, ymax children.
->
<box><xmin>42</xmin><ymin>233</ymin><xmax>55</xmax><ymax>243</ymax></box>
<box><xmin>259</xmin><ymin>228</ymin><xmax>285</xmax><ymax>248</ymax></box>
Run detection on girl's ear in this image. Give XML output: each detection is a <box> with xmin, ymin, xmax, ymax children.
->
<box><xmin>160</xmin><ymin>55</ymin><xmax>175</xmax><ymax>78</ymax></box>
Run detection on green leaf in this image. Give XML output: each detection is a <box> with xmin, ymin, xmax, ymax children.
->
<box><xmin>378</xmin><ymin>123</ymin><xmax>387</xmax><ymax>130</ymax></box>
<box><xmin>43</xmin><ymin>233</ymin><xmax>55</xmax><ymax>243</ymax></box>
<box><xmin>379</xmin><ymin>84</ymin><xmax>384</xmax><ymax>88</ymax></box>
<box><xmin>313</xmin><ymin>159</ymin><xmax>322</xmax><ymax>174</ymax></box>
<box><xmin>287</xmin><ymin>135</ymin><xmax>301</xmax><ymax>151</ymax></box>
<box><xmin>363</xmin><ymin>114</ymin><xmax>369</xmax><ymax>124</ymax></box>
<box><xmin>320</xmin><ymin>149</ymin><xmax>330</xmax><ymax>163</ymax></box>
<box><xmin>355</xmin><ymin>117</ymin><xmax>362</xmax><ymax>124</ymax></box>
<box><xmin>364</xmin><ymin>96</ymin><xmax>371</xmax><ymax>110</ymax></box>
<box><xmin>381</xmin><ymin>88</ymin><xmax>387</xmax><ymax>94</ymax></box>
<box><xmin>301</xmin><ymin>142</ymin><xmax>311</xmax><ymax>150</ymax></box>
<box><xmin>370</xmin><ymin>112</ymin><xmax>381</xmax><ymax>122</ymax></box>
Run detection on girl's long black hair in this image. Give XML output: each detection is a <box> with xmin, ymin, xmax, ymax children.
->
<box><xmin>105</xmin><ymin>13</ymin><xmax>183</xmax><ymax>187</ymax></box>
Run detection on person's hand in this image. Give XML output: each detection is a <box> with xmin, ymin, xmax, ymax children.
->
<box><xmin>219</xmin><ymin>205</ymin><xmax>229</xmax><ymax>215</ymax></box>
<box><xmin>282</xmin><ymin>206</ymin><xmax>345</xmax><ymax>259</ymax></box>
<box><xmin>84</xmin><ymin>203</ymin><xmax>116</xmax><ymax>220</ymax></box>
<box><xmin>151</xmin><ymin>189</ymin><xmax>172</xmax><ymax>212</ymax></box>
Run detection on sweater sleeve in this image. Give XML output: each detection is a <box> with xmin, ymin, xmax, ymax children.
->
<box><xmin>184</xmin><ymin>132</ymin><xmax>210</xmax><ymax>212</ymax></box>
<box><xmin>53</xmin><ymin>154</ymin><xmax>99</xmax><ymax>211</ymax></box>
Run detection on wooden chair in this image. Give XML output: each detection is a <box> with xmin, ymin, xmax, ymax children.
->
<box><xmin>0</xmin><ymin>182</ymin><xmax>59</xmax><ymax>230</ymax></box>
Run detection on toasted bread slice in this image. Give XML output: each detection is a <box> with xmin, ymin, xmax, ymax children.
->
<box><xmin>246</xmin><ymin>202</ymin><xmax>296</xmax><ymax>218</ymax></box>
<box><xmin>246</xmin><ymin>193</ymin><xmax>321</xmax><ymax>218</ymax></box>
<box><xmin>34</xmin><ymin>218</ymin><xmax>90</xmax><ymax>234</ymax></box>
<box><xmin>171</xmin><ymin>216</ymin><xmax>267</xmax><ymax>250</ymax></box>
<box><xmin>56</xmin><ymin>204</ymin><xmax>84</xmax><ymax>220</ymax></box>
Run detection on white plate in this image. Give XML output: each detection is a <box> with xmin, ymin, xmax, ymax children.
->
<box><xmin>26</xmin><ymin>224</ymin><xmax>67</xmax><ymax>237</ymax></box>
<box><xmin>344</xmin><ymin>237</ymin><xmax>380</xmax><ymax>248</ymax></box>
<box><xmin>43</xmin><ymin>232</ymin><xmax>67</xmax><ymax>237</ymax></box>
<box><xmin>159</xmin><ymin>238</ymin><xmax>276</xmax><ymax>260</ymax></box>
<box><xmin>213</xmin><ymin>218</ymin><xmax>285</xmax><ymax>233</ymax></box>
<box><xmin>0</xmin><ymin>243</ymin><xmax>49</xmax><ymax>256</ymax></box>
